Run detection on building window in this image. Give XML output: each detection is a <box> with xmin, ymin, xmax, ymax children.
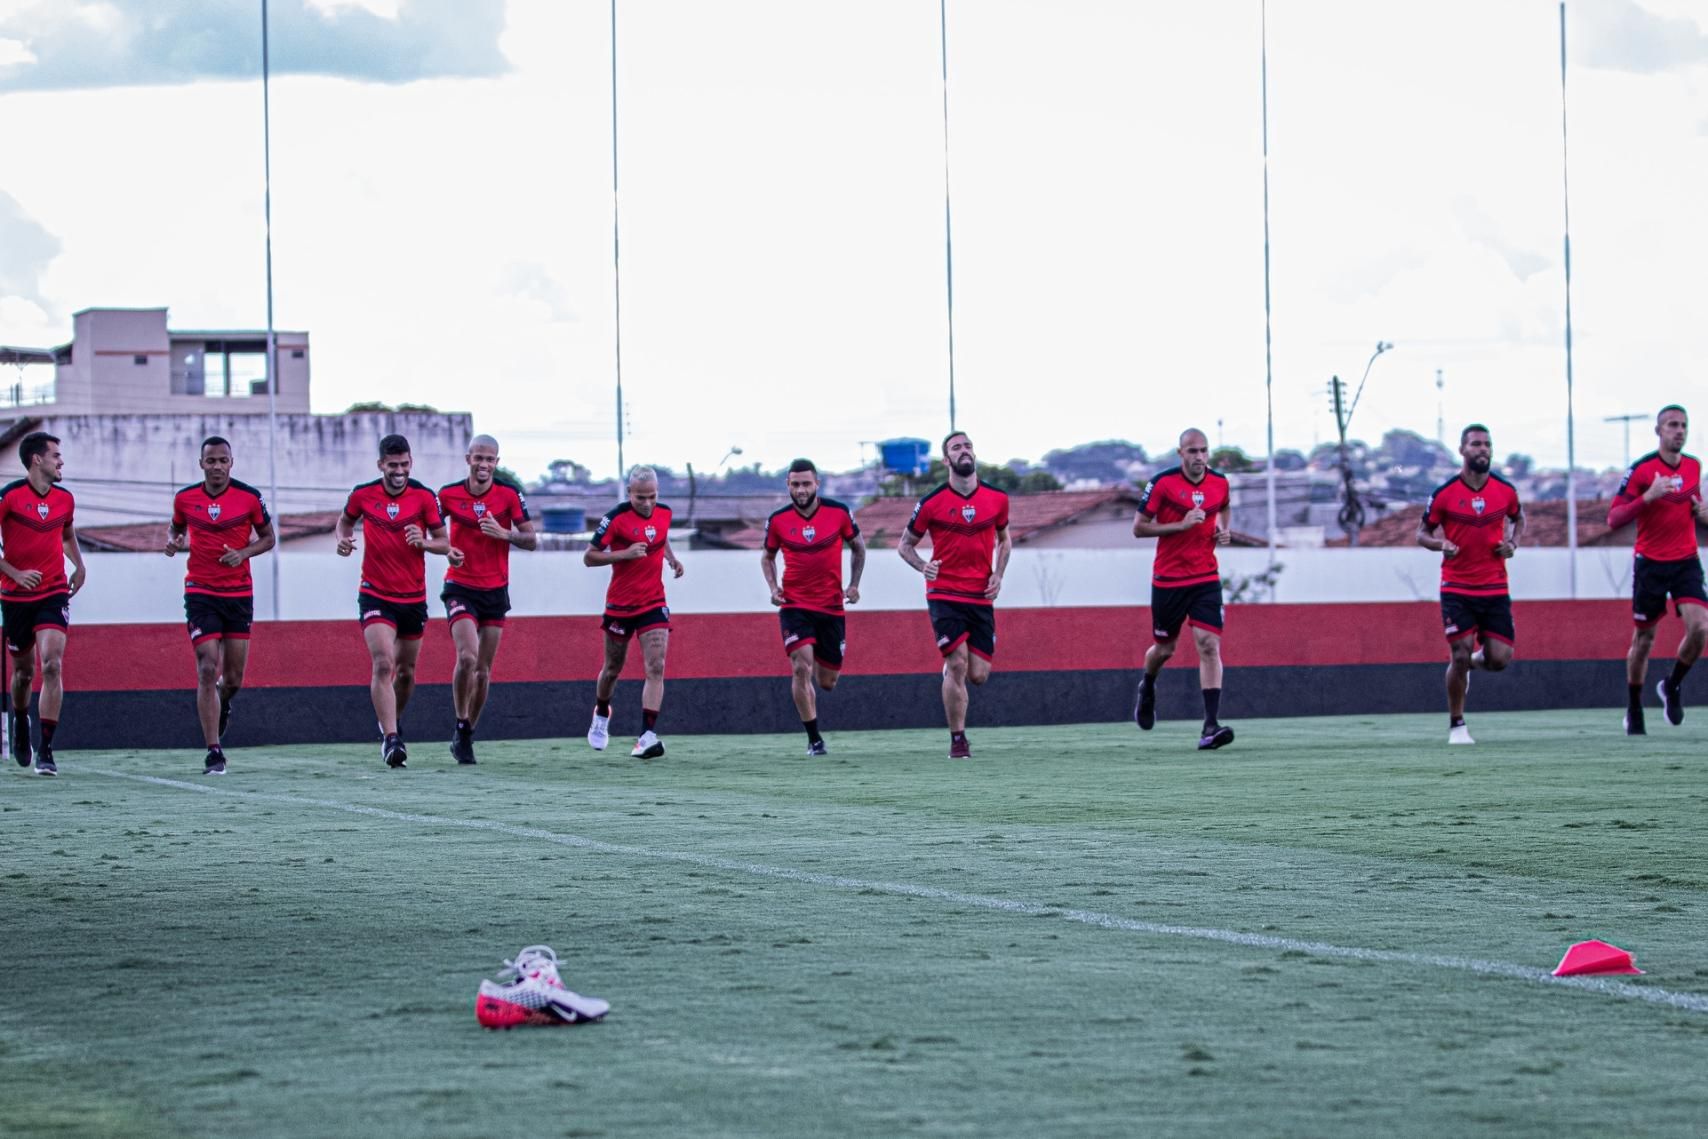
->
<box><xmin>291</xmin><ymin>349</ymin><xmax>304</xmax><ymax>359</ymax></box>
<box><xmin>133</xmin><ymin>354</ymin><xmax>148</xmax><ymax>365</ymax></box>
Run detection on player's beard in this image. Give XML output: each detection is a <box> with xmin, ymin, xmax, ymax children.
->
<box><xmin>950</xmin><ymin>456</ymin><xmax>976</xmax><ymax>477</ymax></box>
<box><xmin>792</xmin><ymin>492</ymin><xmax>817</xmax><ymax>511</ymax></box>
<box><xmin>1468</xmin><ymin>456</ymin><xmax>1490</xmax><ymax>474</ymax></box>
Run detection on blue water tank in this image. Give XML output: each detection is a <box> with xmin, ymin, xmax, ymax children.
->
<box><xmin>539</xmin><ymin>505</ymin><xmax>587</xmax><ymax>534</ymax></box>
<box><xmin>879</xmin><ymin>437</ymin><xmax>930</xmax><ymax>476</ymax></box>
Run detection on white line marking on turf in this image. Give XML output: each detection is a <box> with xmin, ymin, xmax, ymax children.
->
<box><xmin>90</xmin><ymin>769</ymin><xmax>1708</xmax><ymax>1015</ymax></box>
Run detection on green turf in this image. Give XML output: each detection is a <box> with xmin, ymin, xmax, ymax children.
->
<box><xmin>3</xmin><ymin>709</ymin><xmax>1706</xmax><ymax>1138</ymax></box>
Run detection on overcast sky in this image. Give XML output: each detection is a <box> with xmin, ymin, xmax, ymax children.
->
<box><xmin>2</xmin><ymin>0</ymin><xmax>1706</xmax><ymax>482</ymax></box>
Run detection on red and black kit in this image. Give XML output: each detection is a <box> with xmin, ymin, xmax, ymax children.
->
<box><xmin>1425</xmin><ymin>472</ymin><xmax>1522</xmax><ymax>646</ymax></box>
<box><xmin>765</xmin><ymin>497</ymin><xmax>859</xmax><ymax>667</ymax></box>
<box><xmin>344</xmin><ymin>478</ymin><xmax>443</xmax><ymax>640</ymax></box>
<box><xmin>173</xmin><ymin>478</ymin><xmax>271</xmax><ymax>644</ymax></box>
<box><xmin>1609</xmin><ymin>451</ymin><xmax>1706</xmax><ymax>627</ymax></box>
<box><xmin>438</xmin><ymin>477</ymin><xmax>531</xmax><ymax>629</ymax></box>
<box><xmin>907</xmin><ymin>482</ymin><xmax>1009</xmax><ymax>659</ymax></box>
<box><xmin>1139</xmin><ymin>466</ymin><xmax>1231</xmax><ymax>642</ymax></box>
<box><xmin>591</xmin><ymin>501</ymin><xmax>675</xmax><ymax>639</ymax></box>
<box><xmin>0</xmin><ymin>479</ymin><xmax>74</xmax><ymax>654</ymax></box>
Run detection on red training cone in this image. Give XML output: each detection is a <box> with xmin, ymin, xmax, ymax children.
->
<box><xmin>1552</xmin><ymin>939</ymin><xmax>1643</xmax><ymax>977</ymax></box>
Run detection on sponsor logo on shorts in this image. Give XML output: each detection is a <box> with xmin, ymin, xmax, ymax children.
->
<box><xmin>361</xmin><ymin>609</ymin><xmax>384</xmax><ymax>624</ymax></box>
<box><xmin>839</xmin><ymin>640</ymin><xmax>847</xmax><ymax>654</ymax></box>
<box><xmin>608</xmin><ymin>621</ymin><xmax>626</xmax><ymax>635</ymax></box>
<box><xmin>936</xmin><ymin>634</ymin><xmax>951</xmax><ymax>646</ymax></box>
<box><xmin>784</xmin><ymin>633</ymin><xmax>802</xmax><ymax>647</ymax></box>
<box><xmin>1635</xmin><ymin>611</ymin><xmax>1648</xmax><ymax>621</ymax></box>
<box><xmin>1445</xmin><ymin>622</ymin><xmax>1460</xmax><ymax>634</ymax></box>
<box><xmin>448</xmin><ymin>600</ymin><xmax>468</xmax><ymax>616</ymax></box>
<box><xmin>189</xmin><ymin>624</ymin><xmax>203</xmax><ymax>639</ymax></box>
<box><xmin>1154</xmin><ymin>627</ymin><xmax>1170</xmax><ymax>638</ymax></box>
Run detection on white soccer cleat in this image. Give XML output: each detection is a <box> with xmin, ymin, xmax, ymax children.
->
<box><xmin>1448</xmin><ymin>724</ymin><xmax>1475</xmax><ymax>745</ymax></box>
<box><xmin>587</xmin><ymin>712</ymin><xmax>610</xmax><ymax>751</ymax></box>
<box><xmin>631</xmin><ymin>730</ymin><xmax>664</xmax><ymax>759</ymax></box>
<box><xmin>475</xmin><ymin>945</ymin><xmax>610</xmax><ymax>1029</ymax></box>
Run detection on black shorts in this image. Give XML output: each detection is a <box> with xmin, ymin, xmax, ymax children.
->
<box><xmin>1150</xmin><ymin>581</ymin><xmax>1224</xmax><ymax>642</ymax></box>
<box><xmin>928</xmin><ymin>598</ymin><xmax>996</xmax><ymax>660</ymax></box>
<box><xmin>1441</xmin><ymin>592</ymin><xmax>1515</xmax><ymax>646</ymax></box>
<box><xmin>1632</xmin><ymin>555</ymin><xmax>1708</xmax><ymax>627</ymax></box>
<box><xmin>1</xmin><ymin>593</ymin><xmax>69</xmax><ymax>655</ymax></box>
<box><xmin>779</xmin><ymin>608</ymin><xmax>847</xmax><ymax>670</ymax></box>
<box><xmin>186</xmin><ymin>594</ymin><xmax>254</xmax><ymax>644</ymax></box>
<box><xmin>442</xmin><ymin>583</ymin><xmax>512</xmax><ymax>628</ymax></box>
<box><xmin>358</xmin><ymin>594</ymin><xmax>429</xmax><ymax>640</ymax></box>
<box><xmin>602</xmin><ymin>606</ymin><xmax>670</xmax><ymax>640</ymax></box>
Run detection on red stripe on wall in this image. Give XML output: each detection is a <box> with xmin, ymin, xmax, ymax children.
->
<box><xmin>45</xmin><ymin>600</ymin><xmax>1657</xmax><ymax>693</ymax></box>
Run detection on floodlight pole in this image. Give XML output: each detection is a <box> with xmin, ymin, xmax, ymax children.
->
<box><xmin>1559</xmin><ymin>1</ymin><xmax>1579</xmax><ymax>598</ymax></box>
<box><xmin>1260</xmin><ymin>0</ymin><xmax>1278</xmax><ymax>594</ymax></box>
<box><xmin>938</xmin><ymin>0</ymin><xmax>959</xmax><ymax>433</ymax></box>
<box><xmin>260</xmin><ymin>0</ymin><xmax>281</xmax><ymax>621</ymax></box>
<box><xmin>610</xmin><ymin>0</ymin><xmax>627</xmax><ymax>480</ymax></box>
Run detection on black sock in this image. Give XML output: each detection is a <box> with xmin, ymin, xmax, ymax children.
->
<box><xmin>220</xmin><ymin>691</ymin><xmax>232</xmax><ymax>710</ymax></box>
<box><xmin>208</xmin><ymin>743</ymin><xmax>224</xmax><ymax>756</ymax></box>
<box><xmin>595</xmin><ymin>699</ymin><xmax>611</xmax><ymax>717</ymax></box>
<box><xmin>1668</xmin><ymin>661</ymin><xmax>1691</xmax><ymax>689</ymax></box>
<box><xmin>643</xmin><ymin>708</ymin><xmax>659</xmax><ymax>733</ymax></box>
<box><xmin>1202</xmin><ymin>688</ymin><xmax>1221</xmax><ymax>727</ymax></box>
<box><xmin>1450</xmin><ymin>715</ymin><xmax>1465</xmax><ymax>728</ymax></box>
<box><xmin>456</xmin><ymin>717</ymin><xmax>472</xmax><ymax>735</ymax></box>
<box><xmin>803</xmin><ymin>718</ymin><xmax>822</xmax><ymax>744</ymax></box>
<box><xmin>384</xmin><ymin>732</ymin><xmax>400</xmax><ymax>745</ymax></box>
<box><xmin>40</xmin><ymin>719</ymin><xmax>56</xmax><ymax>748</ymax></box>
<box><xmin>1628</xmin><ymin>684</ymin><xmax>1643</xmax><ymax>709</ymax></box>
<box><xmin>1141</xmin><ymin>671</ymin><xmax>1156</xmax><ymax>690</ymax></box>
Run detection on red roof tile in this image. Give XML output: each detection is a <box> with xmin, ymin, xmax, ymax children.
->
<box><xmin>1328</xmin><ymin>498</ymin><xmax>1630</xmax><ymax>548</ymax></box>
<box><xmin>79</xmin><ymin>510</ymin><xmax>343</xmax><ymax>553</ymax></box>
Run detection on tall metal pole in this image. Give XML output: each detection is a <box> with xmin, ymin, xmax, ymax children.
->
<box><xmin>260</xmin><ymin>0</ymin><xmax>282</xmax><ymax>621</ymax></box>
<box><xmin>938</xmin><ymin>0</ymin><xmax>959</xmax><ymax>433</ymax></box>
<box><xmin>610</xmin><ymin>0</ymin><xmax>626</xmax><ymax>479</ymax></box>
<box><xmin>1559</xmin><ymin>1</ymin><xmax>1578</xmax><ymax>597</ymax></box>
<box><xmin>1260</xmin><ymin>0</ymin><xmax>1278</xmax><ymax>590</ymax></box>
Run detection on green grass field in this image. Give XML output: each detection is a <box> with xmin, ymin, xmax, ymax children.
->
<box><xmin>4</xmin><ymin>710</ymin><xmax>1707</xmax><ymax>1138</ymax></box>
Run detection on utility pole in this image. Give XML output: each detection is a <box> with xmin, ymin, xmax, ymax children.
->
<box><xmin>1329</xmin><ymin>376</ymin><xmax>1364</xmax><ymax>547</ymax></box>
<box><xmin>1604</xmin><ymin>412</ymin><xmax>1644</xmax><ymax>468</ymax></box>
<box><xmin>1435</xmin><ymin>369</ymin><xmax>1446</xmax><ymax>447</ymax></box>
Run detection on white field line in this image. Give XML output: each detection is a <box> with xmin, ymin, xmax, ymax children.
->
<box><xmin>89</xmin><ymin>769</ymin><xmax>1708</xmax><ymax>1015</ymax></box>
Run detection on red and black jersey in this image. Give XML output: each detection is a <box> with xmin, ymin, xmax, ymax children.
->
<box><xmin>1139</xmin><ymin>466</ymin><xmax>1230</xmax><ymax>588</ymax></box>
<box><xmin>438</xmin><ymin>477</ymin><xmax>530</xmax><ymax>591</ymax></box>
<box><xmin>590</xmin><ymin>501</ymin><xmax>675</xmax><ymax>617</ymax></box>
<box><xmin>0</xmin><ymin>480</ymin><xmax>73</xmax><ymax>601</ymax></box>
<box><xmin>764</xmin><ymin>497</ymin><xmax>859</xmax><ymax>615</ymax></box>
<box><xmin>1424</xmin><ymin>473</ymin><xmax>1522</xmax><ymax>595</ymax></box>
<box><xmin>906</xmin><ymin>482</ymin><xmax>1010</xmax><ymax>606</ymax></box>
<box><xmin>343</xmin><ymin>478</ymin><xmax>443</xmax><ymax>604</ymax></box>
<box><xmin>1610</xmin><ymin>451</ymin><xmax>1703</xmax><ymax>562</ymax></box>
<box><xmin>172</xmin><ymin>479</ymin><xmax>271</xmax><ymax>598</ymax></box>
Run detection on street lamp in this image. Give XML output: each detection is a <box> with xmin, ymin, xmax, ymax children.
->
<box><xmin>686</xmin><ymin>446</ymin><xmax>744</xmax><ymax>531</ymax></box>
<box><xmin>1329</xmin><ymin>341</ymin><xmax>1393</xmax><ymax>547</ymax></box>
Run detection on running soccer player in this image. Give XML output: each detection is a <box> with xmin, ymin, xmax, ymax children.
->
<box><xmin>584</xmin><ymin>466</ymin><xmax>683</xmax><ymax>759</ymax></box>
<box><xmin>1417</xmin><ymin>424</ymin><xmax>1524</xmax><ymax>745</ymax></box>
<box><xmin>437</xmin><ymin>434</ymin><xmax>536</xmax><ymax>765</ymax></box>
<box><xmin>760</xmin><ymin>458</ymin><xmax>866</xmax><ymax>756</ymax></box>
<box><xmin>1607</xmin><ymin>404</ymin><xmax>1708</xmax><ymax>734</ymax></box>
<box><xmin>1131</xmin><ymin>428</ymin><xmax>1235</xmax><ymax>750</ymax></box>
<box><xmin>336</xmin><ymin>434</ymin><xmax>462</xmax><ymax>768</ymax></box>
<box><xmin>165</xmin><ymin>436</ymin><xmax>276</xmax><ymax>774</ymax></box>
<box><xmin>0</xmin><ymin>432</ymin><xmax>86</xmax><ymax>776</ymax></box>
<box><xmin>898</xmin><ymin>432</ymin><xmax>1011</xmax><ymax>760</ymax></box>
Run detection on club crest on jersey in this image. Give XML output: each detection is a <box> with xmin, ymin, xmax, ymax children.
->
<box><xmin>803</xmin><ymin>525</ymin><xmax>816</xmax><ymax>543</ymax></box>
<box><xmin>643</xmin><ymin>524</ymin><xmax>657</xmax><ymax>542</ymax></box>
<box><xmin>1669</xmin><ymin>476</ymin><xmax>1685</xmax><ymax>493</ymax></box>
<box><xmin>473</xmin><ymin>501</ymin><xmax>486</xmax><ymax>517</ymax></box>
<box><xmin>386</xmin><ymin>502</ymin><xmax>400</xmax><ymax>521</ymax></box>
<box><xmin>1471</xmin><ymin>496</ymin><xmax>1486</xmax><ymax>515</ymax></box>
<box><xmin>34</xmin><ymin>502</ymin><xmax>47</xmax><ymax>520</ymax></box>
<box><xmin>1191</xmin><ymin>491</ymin><xmax>1205</xmax><ymax>509</ymax></box>
<box><xmin>961</xmin><ymin>504</ymin><xmax>976</xmax><ymax>523</ymax></box>
<box><xmin>207</xmin><ymin>504</ymin><xmax>222</xmax><ymax>521</ymax></box>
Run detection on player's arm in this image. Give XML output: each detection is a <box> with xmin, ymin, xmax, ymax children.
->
<box><xmin>221</xmin><ymin>519</ymin><xmax>277</xmax><ymax>567</ymax></box>
<box><xmin>335</xmin><ymin>509</ymin><xmax>358</xmax><ymax>556</ymax></box>
<box><xmin>62</xmin><ymin>522</ymin><xmax>87</xmax><ymax>596</ymax></box>
<box><xmin>1497</xmin><ymin>507</ymin><xmax>1525</xmax><ymax>559</ymax></box>
<box><xmin>0</xmin><ymin>548</ymin><xmax>41</xmax><ymax>591</ymax></box>
<box><xmin>165</xmin><ymin>520</ymin><xmax>188</xmax><ymax>556</ymax></box>
<box><xmin>1214</xmin><ymin>504</ymin><xmax>1233</xmax><ymax>546</ymax></box>
<box><xmin>1415</xmin><ymin>515</ymin><xmax>1458</xmax><ymax>557</ymax></box>
<box><xmin>1132</xmin><ymin>510</ymin><xmax>1202</xmax><ymax>538</ymax></box>
<box><xmin>985</xmin><ymin>525</ymin><xmax>1012</xmax><ymax>600</ymax></box>
<box><xmin>760</xmin><ymin>546</ymin><xmax>785</xmax><ymax>605</ymax></box>
<box><xmin>898</xmin><ymin>525</ymin><xmax>938</xmax><ymax>579</ymax></box>
<box><xmin>662</xmin><ymin>536</ymin><xmax>684</xmax><ymax>579</ymax></box>
<box><xmin>845</xmin><ymin>533</ymin><xmax>866</xmax><ymax>605</ymax></box>
<box><xmin>1607</xmin><ymin>470</ymin><xmax>1665</xmax><ymax>529</ymax></box>
<box><xmin>479</xmin><ymin>510</ymin><xmax>538</xmax><ymax>550</ymax></box>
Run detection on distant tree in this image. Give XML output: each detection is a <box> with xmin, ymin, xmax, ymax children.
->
<box><xmin>1503</xmin><ymin>453</ymin><xmax>1534</xmax><ymax>479</ymax></box>
<box><xmin>1209</xmin><ymin>446</ymin><xmax>1255</xmax><ymax>472</ymax></box>
<box><xmin>1376</xmin><ymin>428</ymin><xmax>1453</xmax><ymax>471</ymax></box>
<box><xmin>343</xmin><ymin>401</ymin><xmax>391</xmax><ymax>414</ymax></box>
<box><xmin>341</xmin><ymin>400</ymin><xmax>444</xmax><ymax>415</ymax></box>
<box><xmin>396</xmin><ymin>402</ymin><xmax>443</xmax><ymax>414</ymax></box>
<box><xmin>495</xmin><ymin>465</ymin><xmax>522</xmax><ymax>487</ymax></box>
<box><xmin>1017</xmin><ymin>470</ymin><xmax>1064</xmax><ymax>493</ymax></box>
<box><xmin>545</xmin><ymin>458</ymin><xmax>592</xmax><ymax>485</ymax></box>
<box><xmin>1271</xmin><ymin>449</ymin><xmax>1307</xmax><ymax>472</ymax></box>
<box><xmin>1041</xmin><ymin>439</ymin><xmax>1148</xmax><ymax>485</ymax></box>
<box><xmin>876</xmin><ymin>459</ymin><xmax>1055</xmax><ymax>496</ymax></box>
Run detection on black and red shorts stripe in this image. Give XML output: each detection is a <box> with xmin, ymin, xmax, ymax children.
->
<box><xmin>185</xmin><ymin>593</ymin><xmax>253</xmax><ymax>644</ymax></box>
<box><xmin>358</xmin><ymin>594</ymin><xmax>429</xmax><ymax>640</ymax></box>
<box><xmin>442</xmin><ymin>583</ymin><xmax>512</xmax><ymax>628</ymax></box>
<box><xmin>1440</xmin><ymin>591</ymin><xmax>1515</xmax><ymax>646</ymax></box>
<box><xmin>1631</xmin><ymin>554</ymin><xmax>1708</xmax><ymax>627</ymax></box>
<box><xmin>1</xmin><ymin>592</ymin><xmax>69</xmax><ymax>655</ymax></box>
<box><xmin>927</xmin><ymin>598</ymin><xmax>996</xmax><ymax>660</ymax></box>
<box><xmin>601</xmin><ymin>606</ymin><xmax>670</xmax><ymax>640</ymax></box>
<box><xmin>1149</xmin><ymin>581</ymin><xmax>1223</xmax><ymax>642</ymax></box>
<box><xmin>778</xmin><ymin>608</ymin><xmax>846</xmax><ymax>669</ymax></box>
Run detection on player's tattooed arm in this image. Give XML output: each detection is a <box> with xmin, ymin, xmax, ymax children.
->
<box><xmin>898</xmin><ymin>526</ymin><xmax>938</xmax><ymax>579</ymax></box>
<box><xmin>663</xmin><ymin>537</ymin><xmax>684</xmax><ymax>579</ymax></box>
<box><xmin>845</xmin><ymin>533</ymin><xmax>867</xmax><ymax>605</ymax></box>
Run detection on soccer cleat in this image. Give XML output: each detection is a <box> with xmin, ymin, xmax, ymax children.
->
<box><xmin>33</xmin><ymin>749</ymin><xmax>56</xmax><ymax>777</ymax></box>
<box><xmin>475</xmin><ymin>945</ymin><xmax>610</xmax><ymax>1029</ymax></box>
<box><xmin>1133</xmin><ymin>676</ymin><xmax>1156</xmax><ymax>731</ymax></box>
<box><xmin>806</xmin><ymin>739</ymin><xmax>828</xmax><ymax>757</ymax></box>
<box><xmin>587</xmin><ymin>712</ymin><xmax>610</xmax><ymax>751</ymax></box>
<box><xmin>1448</xmin><ymin>724</ymin><xmax>1475</xmax><ymax>746</ymax></box>
<box><xmin>1624</xmin><ymin>707</ymin><xmax>1646</xmax><ymax>736</ymax></box>
<box><xmin>1658</xmin><ymin>678</ymin><xmax>1684</xmax><ymax>727</ymax></box>
<box><xmin>217</xmin><ymin>699</ymin><xmax>232</xmax><ymax>741</ymax></box>
<box><xmin>382</xmin><ymin>734</ymin><xmax>408</xmax><ymax>769</ymax></box>
<box><xmin>630</xmin><ymin>730</ymin><xmax>665</xmax><ymax>759</ymax></box>
<box><xmin>1197</xmin><ymin>724</ymin><xmax>1235</xmax><ymax>751</ymax></box>
<box><xmin>203</xmin><ymin>749</ymin><xmax>227</xmax><ymax>775</ymax></box>
<box><xmin>450</xmin><ymin>730</ymin><xmax>477</xmax><ymax>765</ymax></box>
<box><xmin>948</xmin><ymin>735</ymin><xmax>971</xmax><ymax>760</ymax></box>
<box><xmin>11</xmin><ymin>721</ymin><xmax>31</xmax><ymax>767</ymax></box>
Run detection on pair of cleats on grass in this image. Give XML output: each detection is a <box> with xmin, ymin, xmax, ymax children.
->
<box><xmin>1625</xmin><ymin>677</ymin><xmax>1686</xmax><ymax>736</ymax></box>
<box><xmin>587</xmin><ymin>713</ymin><xmax>665</xmax><ymax>759</ymax></box>
<box><xmin>1133</xmin><ymin>679</ymin><xmax>1234</xmax><ymax>750</ymax></box>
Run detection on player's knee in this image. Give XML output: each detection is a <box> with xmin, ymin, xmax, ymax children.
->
<box><xmin>791</xmin><ymin>656</ymin><xmax>814</xmax><ymax>683</ymax></box>
<box><xmin>643</xmin><ymin>659</ymin><xmax>666</xmax><ymax>682</ymax></box>
<box><xmin>196</xmin><ymin>658</ymin><xmax>221</xmax><ymax>686</ymax></box>
<box><xmin>38</xmin><ymin>656</ymin><xmax>62</xmax><ymax>680</ymax></box>
<box><xmin>1151</xmin><ymin>639</ymin><xmax>1177</xmax><ymax>662</ymax></box>
<box><xmin>817</xmin><ymin>671</ymin><xmax>838</xmax><ymax>692</ymax></box>
<box><xmin>1485</xmin><ymin>653</ymin><xmax>1511</xmax><ymax>672</ymax></box>
<box><xmin>455</xmin><ymin>647</ymin><xmax>479</xmax><ymax>673</ymax></box>
<box><xmin>370</xmin><ymin>658</ymin><xmax>396</xmax><ymax>683</ymax></box>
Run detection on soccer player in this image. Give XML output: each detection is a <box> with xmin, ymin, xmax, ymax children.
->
<box><xmin>1607</xmin><ymin>404</ymin><xmax>1708</xmax><ymax>734</ymax></box>
<box><xmin>165</xmin><ymin>436</ymin><xmax>277</xmax><ymax>774</ymax></box>
<box><xmin>0</xmin><ymin>432</ymin><xmax>86</xmax><ymax>776</ymax></box>
<box><xmin>584</xmin><ymin>466</ymin><xmax>683</xmax><ymax>759</ymax></box>
<box><xmin>336</xmin><ymin>434</ymin><xmax>462</xmax><ymax>768</ymax></box>
<box><xmin>1131</xmin><ymin>428</ymin><xmax>1235</xmax><ymax>750</ymax></box>
<box><xmin>760</xmin><ymin>459</ymin><xmax>866</xmax><ymax>755</ymax></box>
<box><xmin>898</xmin><ymin>432</ymin><xmax>1011</xmax><ymax>760</ymax></box>
<box><xmin>1416</xmin><ymin>424</ymin><xmax>1525</xmax><ymax>745</ymax></box>
<box><xmin>437</xmin><ymin>434</ymin><xmax>536</xmax><ymax>765</ymax></box>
